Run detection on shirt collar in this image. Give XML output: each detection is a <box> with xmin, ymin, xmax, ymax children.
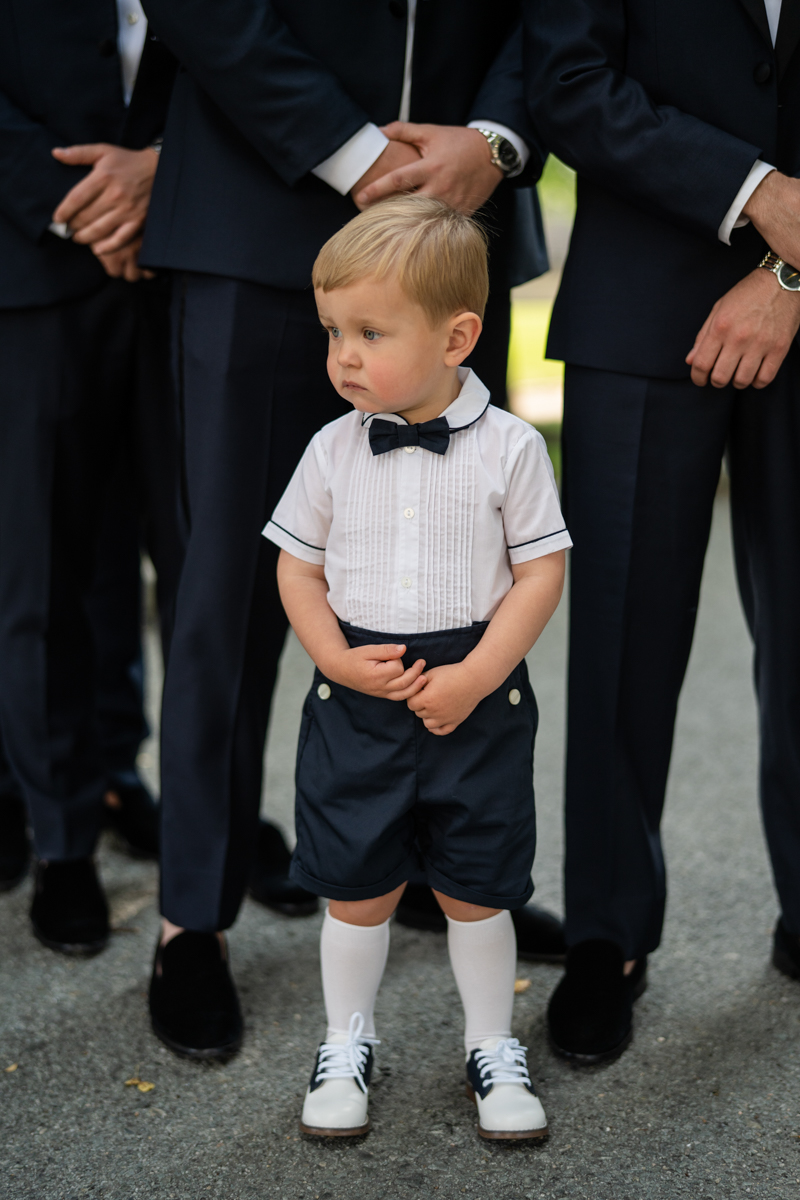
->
<box><xmin>359</xmin><ymin>368</ymin><xmax>491</xmax><ymax>429</ymax></box>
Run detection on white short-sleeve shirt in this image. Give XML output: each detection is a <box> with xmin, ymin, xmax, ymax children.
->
<box><xmin>264</xmin><ymin>369</ymin><xmax>572</xmax><ymax>635</ymax></box>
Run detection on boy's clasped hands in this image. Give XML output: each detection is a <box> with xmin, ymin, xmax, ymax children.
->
<box><xmin>320</xmin><ymin>640</ymin><xmax>486</xmax><ymax>735</ymax></box>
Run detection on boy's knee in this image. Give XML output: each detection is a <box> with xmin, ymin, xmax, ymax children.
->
<box><xmin>329</xmin><ymin>883</ymin><xmax>407</xmax><ymax>926</ymax></box>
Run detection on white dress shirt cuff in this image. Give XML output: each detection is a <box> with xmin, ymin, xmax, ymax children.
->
<box><xmin>718</xmin><ymin>159</ymin><xmax>776</xmax><ymax>245</ymax></box>
<box><xmin>467</xmin><ymin>121</ymin><xmax>530</xmax><ymax>172</ymax></box>
<box><xmin>312</xmin><ymin>123</ymin><xmax>389</xmax><ymax>196</ymax></box>
<box><xmin>48</xmin><ymin>222</ymin><xmax>72</xmax><ymax>239</ymax></box>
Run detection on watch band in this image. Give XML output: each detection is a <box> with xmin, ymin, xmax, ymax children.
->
<box><xmin>759</xmin><ymin>250</ymin><xmax>800</xmax><ymax>291</ymax></box>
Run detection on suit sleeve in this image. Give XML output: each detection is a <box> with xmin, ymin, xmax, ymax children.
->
<box><xmin>142</xmin><ymin>0</ymin><xmax>372</xmax><ymax>187</ymax></box>
<box><xmin>523</xmin><ymin>0</ymin><xmax>763</xmax><ymax>240</ymax></box>
<box><xmin>0</xmin><ymin>89</ymin><xmax>88</xmax><ymax>243</ymax></box>
<box><xmin>469</xmin><ymin>20</ymin><xmax>546</xmax><ymax>186</ymax></box>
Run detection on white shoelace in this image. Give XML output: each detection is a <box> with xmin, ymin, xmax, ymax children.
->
<box><xmin>314</xmin><ymin>1012</ymin><xmax>380</xmax><ymax>1095</ymax></box>
<box><xmin>474</xmin><ymin>1038</ymin><xmax>532</xmax><ymax>1087</ymax></box>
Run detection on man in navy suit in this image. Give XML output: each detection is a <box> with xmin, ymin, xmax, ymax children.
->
<box><xmin>525</xmin><ymin>0</ymin><xmax>800</xmax><ymax>1062</ymax></box>
<box><xmin>140</xmin><ymin>0</ymin><xmax>555</xmax><ymax>1060</ymax></box>
<box><xmin>0</xmin><ymin>4</ymin><xmax>178</xmax><ymax>950</ymax></box>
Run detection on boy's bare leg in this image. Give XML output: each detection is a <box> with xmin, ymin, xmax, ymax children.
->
<box><xmin>328</xmin><ymin>882</ymin><xmax>408</xmax><ymax>926</ymax></box>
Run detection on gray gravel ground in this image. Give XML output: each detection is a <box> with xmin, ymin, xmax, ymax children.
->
<box><xmin>2</xmin><ymin>493</ymin><xmax>800</xmax><ymax>1200</ymax></box>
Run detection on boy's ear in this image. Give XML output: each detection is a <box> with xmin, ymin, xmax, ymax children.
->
<box><xmin>445</xmin><ymin>312</ymin><xmax>483</xmax><ymax>365</ymax></box>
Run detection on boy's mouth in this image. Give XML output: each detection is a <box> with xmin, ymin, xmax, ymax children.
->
<box><xmin>342</xmin><ymin>380</ymin><xmax>367</xmax><ymax>391</ymax></box>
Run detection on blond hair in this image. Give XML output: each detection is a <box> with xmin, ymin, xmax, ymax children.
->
<box><xmin>312</xmin><ymin>194</ymin><xmax>489</xmax><ymax>326</ymax></box>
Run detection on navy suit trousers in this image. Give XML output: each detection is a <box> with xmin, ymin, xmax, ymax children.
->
<box><xmin>562</xmin><ymin>347</ymin><xmax>800</xmax><ymax>958</ymax></box>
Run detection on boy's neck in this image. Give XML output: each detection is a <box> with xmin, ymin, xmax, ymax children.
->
<box><xmin>394</xmin><ymin>367</ymin><xmax>463</xmax><ymax>425</ymax></box>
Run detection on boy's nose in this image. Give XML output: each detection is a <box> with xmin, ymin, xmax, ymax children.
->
<box><xmin>337</xmin><ymin>342</ymin><xmax>361</xmax><ymax>368</ymax></box>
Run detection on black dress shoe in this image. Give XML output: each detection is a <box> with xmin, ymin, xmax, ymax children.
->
<box><xmin>30</xmin><ymin>859</ymin><xmax>109</xmax><ymax>955</ymax></box>
<box><xmin>104</xmin><ymin>774</ymin><xmax>159</xmax><ymax>858</ymax></box>
<box><xmin>547</xmin><ymin>940</ymin><xmax>648</xmax><ymax>1066</ymax></box>
<box><xmin>149</xmin><ymin>931</ymin><xmax>243</xmax><ymax>1060</ymax></box>
<box><xmin>773</xmin><ymin>918</ymin><xmax>800</xmax><ymax>979</ymax></box>
<box><xmin>0</xmin><ymin>792</ymin><xmax>30</xmax><ymax>891</ymax></box>
<box><xmin>249</xmin><ymin>819</ymin><xmax>319</xmax><ymax>916</ymax></box>
<box><xmin>513</xmin><ymin>905</ymin><xmax>567</xmax><ymax>963</ymax></box>
<box><xmin>394</xmin><ymin>882</ymin><xmax>447</xmax><ymax>932</ymax></box>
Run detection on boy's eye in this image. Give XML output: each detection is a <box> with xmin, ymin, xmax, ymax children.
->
<box><xmin>330</xmin><ymin>326</ymin><xmax>341</xmax><ymax>339</ymax></box>
<box><xmin>363</xmin><ymin>329</ymin><xmax>380</xmax><ymax>341</ymax></box>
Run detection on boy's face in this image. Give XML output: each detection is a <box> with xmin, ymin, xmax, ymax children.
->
<box><xmin>315</xmin><ymin>275</ymin><xmax>481</xmax><ymax>424</ymax></box>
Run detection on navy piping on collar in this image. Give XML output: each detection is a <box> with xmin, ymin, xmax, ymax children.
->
<box><xmin>360</xmin><ymin>398</ymin><xmax>491</xmax><ymax>434</ymax></box>
<box><xmin>507</xmin><ymin>528</ymin><xmax>568</xmax><ymax>550</ymax></box>
<box><xmin>268</xmin><ymin>519</ymin><xmax>325</xmax><ymax>553</ymax></box>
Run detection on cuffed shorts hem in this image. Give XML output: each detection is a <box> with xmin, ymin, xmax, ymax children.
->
<box><xmin>289</xmin><ymin>851</ymin><xmax>419</xmax><ymax>902</ymax></box>
<box><xmin>422</xmin><ymin>859</ymin><xmax>534</xmax><ymax>911</ymax></box>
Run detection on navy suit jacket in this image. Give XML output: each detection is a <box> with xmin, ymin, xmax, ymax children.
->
<box><xmin>140</xmin><ymin>0</ymin><xmax>548</xmax><ymax>291</ymax></box>
<box><xmin>0</xmin><ymin>3</ymin><xmax>176</xmax><ymax>309</ymax></box>
<box><xmin>524</xmin><ymin>0</ymin><xmax>800</xmax><ymax>378</ymax></box>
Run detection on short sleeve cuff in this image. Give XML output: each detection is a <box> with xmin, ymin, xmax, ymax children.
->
<box><xmin>311</xmin><ymin>123</ymin><xmax>389</xmax><ymax>196</ymax></box>
<box><xmin>507</xmin><ymin>528</ymin><xmax>572</xmax><ymax>564</ymax></box>
<box><xmin>262</xmin><ymin>519</ymin><xmax>326</xmax><ymax>565</ymax></box>
<box><xmin>467</xmin><ymin>120</ymin><xmax>530</xmax><ymax>172</ymax></box>
<box><xmin>718</xmin><ymin>159</ymin><xmax>776</xmax><ymax>245</ymax></box>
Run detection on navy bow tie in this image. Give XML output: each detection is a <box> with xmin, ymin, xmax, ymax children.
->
<box><xmin>368</xmin><ymin>416</ymin><xmax>451</xmax><ymax>457</ymax></box>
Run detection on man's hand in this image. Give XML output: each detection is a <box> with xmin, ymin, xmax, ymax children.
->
<box><xmin>354</xmin><ymin>123</ymin><xmax>503</xmax><ymax>215</ymax></box>
<box><xmin>96</xmin><ymin>239</ymin><xmax>154</xmax><ymax>283</ymax></box>
<box><xmin>350</xmin><ymin>139</ymin><xmax>422</xmax><ymax>211</ymax></box>
<box><xmin>686</xmin><ymin>268</ymin><xmax>800</xmax><ymax>389</ymax></box>
<box><xmin>324</xmin><ymin>643</ymin><xmax>428</xmax><ymax>701</ymax></box>
<box><xmin>51</xmin><ymin>144</ymin><xmax>159</xmax><ymax>255</ymax></box>
<box><xmin>406</xmin><ymin>661</ymin><xmax>486</xmax><ymax>736</ymax></box>
<box><xmin>743</xmin><ymin>171</ymin><xmax>800</xmax><ymax>270</ymax></box>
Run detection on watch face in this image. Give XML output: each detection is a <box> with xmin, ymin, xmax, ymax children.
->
<box><xmin>778</xmin><ymin>262</ymin><xmax>800</xmax><ymax>291</ymax></box>
<box><xmin>497</xmin><ymin>140</ymin><xmax>519</xmax><ymax>170</ymax></box>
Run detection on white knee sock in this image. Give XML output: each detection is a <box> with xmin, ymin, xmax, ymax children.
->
<box><xmin>320</xmin><ymin>910</ymin><xmax>390</xmax><ymax>1039</ymax></box>
<box><xmin>446</xmin><ymin>909</ymin><xmax>517</xmax><ymax>1053</ymax></box>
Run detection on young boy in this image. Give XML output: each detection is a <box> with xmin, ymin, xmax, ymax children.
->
<box><xmin>264</xmin><ymin>195</ymin><xmax>571</xmax><ymax>1140</ymax></box>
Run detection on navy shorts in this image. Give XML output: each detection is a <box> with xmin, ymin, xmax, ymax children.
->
<box><xmin>290</xmin><ymin>622</ymin><xmax>538</xmax><ymax>909</ymax></box>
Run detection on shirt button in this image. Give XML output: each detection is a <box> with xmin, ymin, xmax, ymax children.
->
<box><xmin>401</xmin><ymin>577</ymin><xmax>412</xmax><ymax>588</ymax></box>
<box><xmin>317</xmin><ymin>683</ymin><xmax>331</xmax><ymax>700</ymax></box>
<box><xmin>403</xmin><ymin>507</ymin><xmax>414</xmax><ymax>519</ymax></box>
<box><xmin>508</xmin><ymin>688</ymin><xmax>521</xmax><ymax>706</ymax></box>
<box><xmin>127</xmin><ymin>11</ymin><xmax>140</xmax><ymax>22</ymax></box>
<box><xmin>404</xmin><ymin>445</ymin><xmax>416</xmax><ymax>454</ymax></box>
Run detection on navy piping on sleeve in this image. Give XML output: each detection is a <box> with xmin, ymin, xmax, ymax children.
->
<box><xmin>507</xmin><ymin>528</ymin><xmax>568</xmax><ymax>550</ymax></box>
<box><xmin>267</xmin><ymin>520</ymin><xmax>325</xmax><ymax>553</ymax></box>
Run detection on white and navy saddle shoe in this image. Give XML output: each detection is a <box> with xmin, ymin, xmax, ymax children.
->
<box><xmin>300</xmin><ymin>1012</ymin><xmax>378</xmax><ymax>1137</ymax></box>
<box><xmin>466</xmin><ymin>1037</ymin><xmax>548</xmax><ymax>1140</ymax></box>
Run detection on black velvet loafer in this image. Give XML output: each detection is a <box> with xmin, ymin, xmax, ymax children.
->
<box><xmin>773</xmin><ymin>918</ymin><xmax>800</xmax><ymax>980</ymax></box>
<box><xmin>0</xmin><ymin>792</ymin><xmax>30</xmax><ymax>891</ymax></box>
<box><xmin>249</xmin><ymin>819</ymin><xmax>319</xmax><ymax>917</ymax></box>
<box><xmin>513</xmin><ymin>905</ymin><xmax>567</xmax><ymax>964</ymax></box>
<box><xmin>30</xmin><ymin>858</ymin><xmax>109</xmax><ymax>955</ymax></box>
<box><xmin>149</xmin><ymin>931</ymin><xmax>243</xmax><ymax>1060</ymax></box>
<box><xmin>394</xmin><ymin>884</ymin><xmax>567</xmax><ymax>963</ymax></box>
<box><xmin>103</xmin><ymin>775</ymin><xmax>159</xmax><ymax>858</ymax></box>
<box><xmin>547</xmin><ymin>939</ymin><xmax>648</xmax><ymax>1066</ymax></box>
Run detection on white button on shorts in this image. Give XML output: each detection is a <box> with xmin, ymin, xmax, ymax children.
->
<box><xmin>401</xmin><ymin>577</ymin><xmax>412</xmax><ymax>588</ymax></box>
<box><xmin>317</xmin><ymin>683</ymin><xmax>331</xmax><ymax>700</ymax></box>
<box><xmin>403</xmin><ymin>508</ymin><xmax>414</xmax><ymax>519</ymax></box>
<box><xmin>508</xmin><ymin>688</ymin><xmax>521</xmax><ymax>705</ymax></box>
<box><xmin>404</xmin><ymin>445</ymin><xmax>416</xmax><ymax>454</ymax></box>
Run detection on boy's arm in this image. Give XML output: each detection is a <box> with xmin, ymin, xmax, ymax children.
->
<box><xmin>277</xmin><ymin>551</ymin><xmax>428</xmax><ymax>701</ymax></box>
<box><xmin>407</xmin><ymin>551</ymin><xmax>565</xmax><ymax>736</ymax></box>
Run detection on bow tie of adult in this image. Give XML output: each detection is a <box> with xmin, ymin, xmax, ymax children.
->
<box><xmin>368</xmin><ymin>416</ymin><xmax>451</xmax><ymax>457</ymax></box>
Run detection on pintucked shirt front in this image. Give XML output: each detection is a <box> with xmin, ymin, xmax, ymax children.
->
<box><xmin>264</xmin><ymin>369</ymin><xmax>572</xmax><ymax>635</ymax></box>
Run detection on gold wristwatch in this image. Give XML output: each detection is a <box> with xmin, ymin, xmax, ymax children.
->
<box><xmin>759</xmin><ymin>251</ymin><xmax>800</xmax><ymax>292</ymax></box>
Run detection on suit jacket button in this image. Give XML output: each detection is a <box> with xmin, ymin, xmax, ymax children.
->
<box><xmin>389</xmin><ymin>0</ymin><xmax>407</xmax><ymax>17</ymax></box>
<box><xmin>98</xmin><ymin>37</ymin><xmax>116</xmax><ymax>57</ymax></box>
<box><xmin>754</xmin><ymin>62</ymin><xmax>772</xmax><ymax>83</ymax></box>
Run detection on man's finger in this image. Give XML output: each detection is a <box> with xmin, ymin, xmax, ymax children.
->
<box><xmin>380</xmin><ymin>121</ymin><xmax>429</xmax><ymax>145</ymax></box>
<box><xmin>85</xmin><ymin>221</ymin><xmax>143</xmax><ymax>256</ymax></box>
<box><xmin>708</xmin><ymin>342</ymin><xmax>743</xmax><ymax>389</ymax></box>
<box><xmin>357</xmin><ymin>161</ymin><xmax>431</xmax><ymax>207</ymax></box>
<box><xmin>52</xmin><ymin>144</ymin><xmax>109</xmax><ymax>166</ymax></box>
<box><xmin>731</xmin><ymin>351</ymin><xmax>764</xmax><ymax>391</ymax></box>
<box><xmin>689</xmin><ymin>330</ymin><xmax>725</xmax><ymax>387</ymax></box>
<box><xmin>53</xmin><ymin>174</ymin><xmax>108</xmax><ymax>224</ymax></box>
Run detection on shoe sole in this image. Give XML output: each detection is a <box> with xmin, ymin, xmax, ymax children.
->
<box><xmin>150</xmin><ymin>1018</ymin><xmax>242</xmax><ymax>1062</ymax></box>
<box><xmin>773</xmin><ymin>946</ymin><xmax>800</xmax><ymax>980</ymax></box>
<box><xmin>299</xmin><ymin>1120</ymin><xmax>370</xmax><ymax>1138</ymax></box>
<box><xmin>32</xmin><ymin>925</ymin><xmax>108</xmax><ymax>957</ymax></box>
<box><xmin>465</xmin><ymin>1085</ymin><xmax>548</xmax><ymax>1140</ymax></box>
